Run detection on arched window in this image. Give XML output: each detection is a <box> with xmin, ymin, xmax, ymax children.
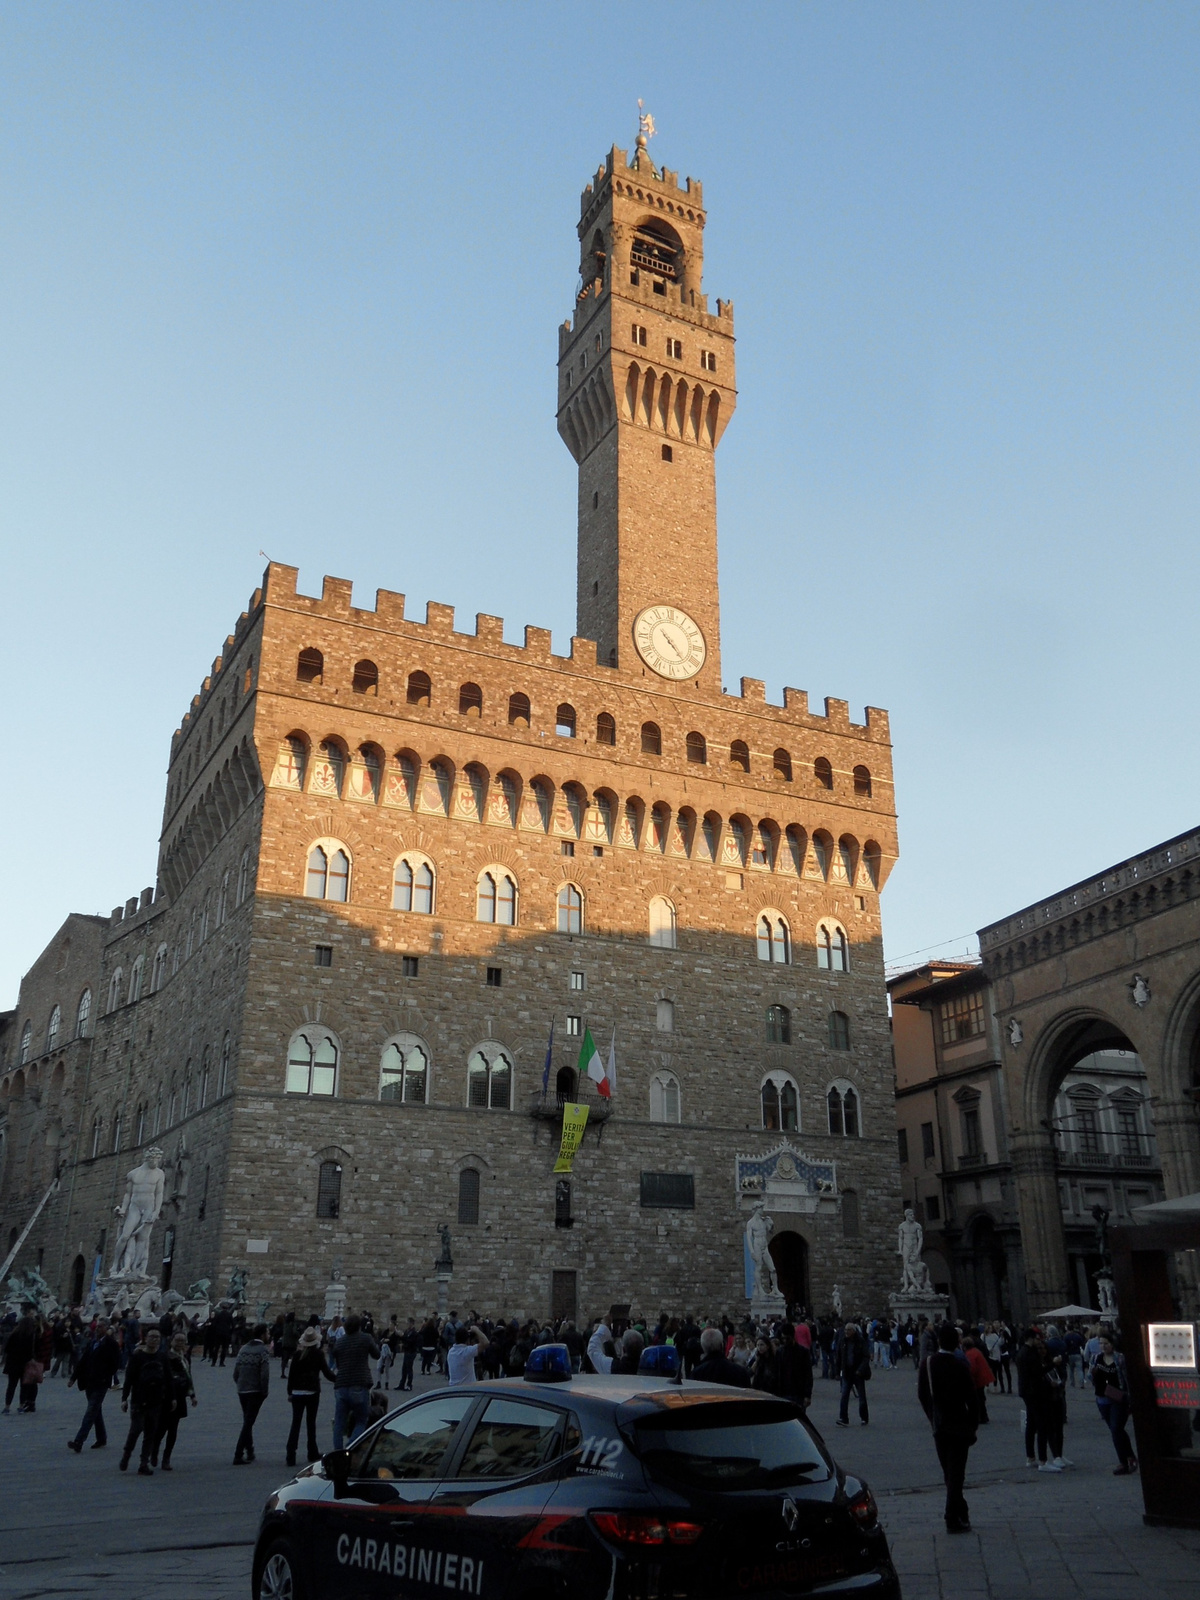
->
<box><xmin>761</xmin><ymin>1073</ymin><xmax>799</xmax><ymax>1132</ymax></box>
<box><xmin>756</xmin><ymin>913</ymin><xmax>790</xmax><ymax>964</ymax></box>
<box><xmin>200</xmin><ymin>1049</ymin><xmax>210</xmax><ymax>1108</ymax></box>
<box><xmin>467</xmin><ymin>1043</ymin><xmax>513</xmax><ymax>1109</ymax></box>
<box><xmin>19</xmin><ymin>1020</ymin><xmax>32</xmax><ymax>1064</ymax></box>
<box><xmin>392</xmin><ymin>855</ymin><xmax>435</xmax><ymax>914</ymax></box>
<box><xmin>765</xmin><ymin>1004</ymin><xmax>791</xmax><ymax>1044</ymax></box>
<box><xmin>237</xmin><ymin>849</ymin><xmax>251</xmax><ymax>904</ymax></box>
<box><xmin>842</xmin><ymin>1189</ymin><xmax>860</xmax><ymax>1237</ymax></box>
<box><xmin>508</xmin><ymin>692</ymin><xmax>531</xmax><ymax>728</ymax></box>
<box><xmin>407</xmin><ymin>670</ymin><xmax>432</xmax><ymax>707</ymax></box>
<box><xmin>817</xmin><ymin>922</ymin><xmax>849</xmax><ymax>972</ymax></box>
<box><xmin>773</xmin><ymin>748</ymin><xmax>792</xmax><ymax>782</ymax></box>
<box><xmin>380</xmin><ymin>1035</ymin><xmax>429</xmax><ymax>1103</ymax></box>
<box><xmin>459</xmin><ymin>682</ymin><xmax>483</xmax><ymax>717</ymax></box>
<box><xmin>306</xmin><ymin>843</ymin><xmax>351</xmax><ymax>902</ymax></box>
<box><xmin>641</xmin><ymin>721</ymin><xmax>662</xmax><ymax>755</ymax></box>
<box><xmin>829</xmin><ymin>1011</ymin><xmax>851</xmax><ymax>1050</ymax></box>
<box><xmin>106</xmin><ymin>970</ymin><xmax>123</xmax><ymax>1015</ymax></box>
<box><xmin>46</xmin><ymin>1006</ymin><xmax>61</xmax><ymax>1053</ymax></box>
<box><xmin>316</xmin><ymin>1160</ymin><xmax>342</xmax><ymax>1218</ymax></box>
<box><xmin>596</xmin><ymin>712</ymin><xmax>616</xmax><ymax>745</ymax></box>
<box><xmin>827</xmin><ymin>1083</ymin><xmax>860</xmax><ymax>1138</ymax></box>
<box><xmin>135</xmin><ymin>1103</ymin><xmax>146</xmax><ymax>1146</ymax></box>
<box><xmin>296</xmin><ymin>647</ymin><xmax>323</xmax><ymax>684</ymax></box>
<box><xmin>477</xmin><ymin>869</ymin><xmax>517</xmax><ymax>926</ymax></box>
<box><xmin>128</xmin><ymin>956</ymin><xmax>145</xmax><ymax>1004</ymax></box>
<box><xmin>650</xmin><ymin>1071</ymin><xmax>681</xmax><ymax>1124</ymax></box>
<box><xmin>458</xmin><ymin>1167</ymin><xmax>481</xmax><ymax>1225</ymax></box>
<box><xmin>686</xmin><ymin>730</ymin><xmax>707</xmax><ymax>765</ymax></box>
<box><xmin>814</xmin><ymin>756</ymin><xmax>833</xmax><ymax>790</ymax></box>
<box><xmin>285</xmin><ymin>1028</ymin><xmax>339</xmax><ymax>1097</ymax></box>
<box><xmin>648</xmin><ymin>896</ymin><xmax>677</xmax><ymax>948</ymax></box>
<box><xmin>557</xmin><ymin>883</ymin><xmax>583</xmax><ymax>934</ymax></box>
<box><xmin>730</xmin><ymin>740</ymin><xmax>750</xmax><ymax>773</ymax></box>
<box><xmin>220</xmin><ymin>1033</ymin><xmax>231</xmax><ymax>1095</ymax></box>
<box><xmin>853</xmin><ymin>765</ymin><xmax>872</xmax><ymax>798</ymax></box>
<box><xmin>272</xmin><ymin>735</ymin><xmax>307</xmax><ymax>791</ymax></box>
<box><xmin>656</xmin><ymin>998</ymin><xmax>675</xmax><ymax>1032</ymax></box>
<box><xmin>75</xmin><ymin>989</ymin><xmax>91</xmax><ymax>1039</ymax></box>
<box><xmin>555</xmin><ymin>703</ymin><xmax>576</xmax><ymax>738</ymax></box>
<box><xmin>151</xmin><ymin>944</ymin><xmax>168</xmax><ymax>993</ymax></box>
<box><xmin>352</xmin><ymin>659</ymin><xmax>379</xmax><ymax>695</ymax></box>
<box><xmin>555</xmin><ymin>1065</ymin><xmax>577</xmax><ymax>1103</ymax></box>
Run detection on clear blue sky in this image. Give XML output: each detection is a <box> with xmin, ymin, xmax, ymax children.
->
<box><xmin>3</xmin><ymin>2</ymin><xmax>1199</xmax><ymax>1005</ymax></box>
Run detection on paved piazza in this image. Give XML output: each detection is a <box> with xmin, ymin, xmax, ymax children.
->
<box><xmin>2</xmin><ymin>1361</ymin><xmax>1196</xmax><ymax>1600</ymax></box>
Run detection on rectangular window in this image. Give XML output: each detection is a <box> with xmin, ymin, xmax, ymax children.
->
<box><xmin>962</xmin><ymin>1106</ymin><xmax>982</xmax><ymax>1157</ymax></box>
<box><xmin>938</xmin><ymin>990</ymin><xmax>986</xmax><ymax>1044</ymax></box>
<box><xmin>592</xmin><ymin>845</ymin><xmax>604</xmax><ymax>858</ymax></box>
<box><xmin>566</xmin><ymin>1015</ymin><xmax>581</xmax><ymax>1037</ymax></box>
<box><xmin>570</xmin><ymin>971</ymin><xmax>585</xmax><ymax>991</ymax></box>
<box><xmin>640</xmin><ymin>1172</ymin><xmax>695</xmax><ymax>1209</ymax></box>
<box><xmin>897</xmin><ymin>1127</ymin><xmax>909</xmax><ymax>1165</ymax></box>
<box><xmin>314</xmin><ymin>945</ymin><xmax>332</xmax><ymax>967</ymax></box>
<box><xmin>555</xmin><ymin>1179</ymin><xmax>572</xmax><ymax>1229</ymax></box>
<box><xmin>666</xmin><ymin>337</ymin><xmax>682</xmax><ymax>359</ymax></box>
<box><xmin>921</xmin><ymin>1121</ymin><xmax>936</xmax><ymax>1161</ymax></box>
<box><xmin>1117</xmin><ymin>1108</ymin><xmax>1140</xmax><ymax>1157</ymax></box>
<box><xmin>486</xmin><ymin>966</ymin><xmax>502</xmax><ymax>988</ymax></box>
<box><xmin>1078</xmin><ymin>1108</ymin><xmax>1101</xmax><ymax>1156</ymax></box>
<box><xmin>561</xmin><ymin>840</ymin><xmax>575</xmax><ymax>857</ymax></box>
<box><xmin>632</xmin><ymin>323</ymin><xmax>647</xmax><ymax>347</ymax></box>
<box><xmin>701</xmin><ymin>350</ymin><xmax>717</xmax><ymax>372</ymax></box>
<box><xmin>924</xmin><ymin>1193</ymin><xmax>940</xmax><ymax>1221</ymax></box>
<box><xmin>402</xmin><ymin>956</ymin><xmax>419</xmax><ymax>978</ymax></box>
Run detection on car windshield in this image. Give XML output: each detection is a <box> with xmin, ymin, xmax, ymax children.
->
<box><xmin>631</xmin><ymin>1400</ymin><xmax>829</xmax><ymax>1489</ymax></box>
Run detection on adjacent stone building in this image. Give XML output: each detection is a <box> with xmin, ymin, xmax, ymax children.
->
<box><xmin>1</xmin><ymin>134</ymin><xmax>901</xmax><ymax>1323</ymax></box>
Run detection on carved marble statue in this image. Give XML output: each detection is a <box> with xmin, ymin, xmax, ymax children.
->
<box><xmin>111</xmin><ymin>1148</ymin><xmax>165</xmax><ymax>1278</ymax></box>
<box><xmin>436</xmin><ymin>1224</ymin><xmax>454</xmax><ymax>1270</ymax></box>
<box><xmin>745</xmin><ymin>1202</ymin><xmax>778</xmax><ymax>1298</ymax></box>
<box><xmin>831</xmin><ymin>1283</ymin><xmax>843</xmax><ymax>1319</ymax></box>
<box><xmin>897</xmin><ymin>1208</ymin><xmax>935</xmax><ymax>1295</ymax></box>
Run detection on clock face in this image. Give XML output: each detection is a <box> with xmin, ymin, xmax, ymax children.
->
<box><xmin>633</xmin><ymin>605</ymin><xmax>707</xmax><ymax>680</ymax></box>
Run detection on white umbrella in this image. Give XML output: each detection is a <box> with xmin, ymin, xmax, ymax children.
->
<box><xmin>1131</xmin><ymin>1192</ymin><xmax>1200</xmax><ymax>1222</ymax></box>
<box><xmin>1039</xmin><ymin>1304</ymin><xmax>1100</xmax><ymax>1320</ymax></box>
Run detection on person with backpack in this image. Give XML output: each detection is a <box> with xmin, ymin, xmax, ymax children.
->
<box><xmin>119</xmin><ymin>1326</ymin><xmax>169</xmax><ymax>1474</ymax></box>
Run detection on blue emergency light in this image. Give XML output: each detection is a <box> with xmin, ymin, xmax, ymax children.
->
<box><xmin>524</xmin><ymin>1343</ymin><xmax>573</xmax><ymax>1382</ymax></box>
<box><xmin>638</xmin><ymin>1344</ymin><xmax>682</xmax><ymax>1380</ymax></box>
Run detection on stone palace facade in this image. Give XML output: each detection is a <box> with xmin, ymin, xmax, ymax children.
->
<box><xmin>0</xmin><ymin>134</ymin><xmax>901</xmax><ymax>1324</ymax></box>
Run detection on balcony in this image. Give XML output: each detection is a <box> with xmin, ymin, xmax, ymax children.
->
<box><xmin>957</xmin><ymin>1152</ymin><xmax>989</xmax><ymax>1169</ymax></box>
<box><xmin>527</xmin><ymin>1090</ymin><xmax>612</xmax><ymax>1126</ymax></box>
<box><xmin>1053</xmin><ymin>1135</ymin><xmax>1159</xmax><ymax>1172</ymax></box>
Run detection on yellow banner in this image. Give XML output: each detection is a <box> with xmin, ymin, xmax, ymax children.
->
<box><xmin>553</xmin><ymin>1102</ymin><xmax>590</xmax><ymax>1173</ymax></box>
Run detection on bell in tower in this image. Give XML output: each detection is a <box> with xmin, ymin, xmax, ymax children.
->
<box><xmin>557</xmin><ymin>125</ymin><xmax>736</xmax><ymax>692</ymax></box>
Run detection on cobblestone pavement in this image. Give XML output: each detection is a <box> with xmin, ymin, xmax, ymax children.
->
<box><xmin>1</xmin><ymin>1358</ymin><xmax>1197</xmax><ymax>1599</ymax></box>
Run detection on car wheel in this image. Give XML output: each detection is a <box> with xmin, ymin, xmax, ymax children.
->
<box><xmin>257</xmin><ymin>1541</ymin><xmax>305</xmax><ymax>1600</ymax></box>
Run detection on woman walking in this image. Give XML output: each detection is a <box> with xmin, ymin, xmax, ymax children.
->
<box><xmin>286</xmin><ymin>1326</ymin><xmax>336</xmax><ymax>1467</ymax></box>
<box><xmin>1092</xmin><ymin>1337</ymin><xmax>1138</xmax><ymax>1474</ymax></box>
<box><xmin>154</xmin><ymin>1332</ymin><xmax>197</xmax><ymax>1470</ymax></box>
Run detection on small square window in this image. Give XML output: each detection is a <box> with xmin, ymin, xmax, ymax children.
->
<box><xmin>566</xmin><ymin>1015</ymin><xmax>582</xmax><ymax>1037</ymax></box>
<box><xmin>661</xmin><ymin>444</ymin><xmax>673</xmax><ymax>463</ymax></box>
<box><xmin>569</xmin><ymin>971</ymin><xmax>585</xmax><ymax>991</ymax></box>
<box><xmin>486</xmin><ymin>967</ymin><xmax>502</xmax><ymax>988</ymax></box>
<box><xmin>592</xmin><ymin>845</ymin><xmax>604</xmax><ymax>858</ymax></box>
<box><xmin>561</xmin><ymin>841</ymin><xmax>575</xmax><ymax>857</ymax></box>
<box><xmin>314</xmin><ymin>945</ymin><xmax>332</xmax><ymax>968</ymax></box>
<box><xmin>402</xmin><ymin>956</ymin><xmax>419</xmax><ymax>978</ymax></box>
<box><xmin>632</xmin><ymin>322</ymin><xmax>647</xmax><ymax>346</ymax></box>
<box><xmin>666</xmin><ymin>337</ymin><xmax>682</xmax><ymax>360</ymax></box>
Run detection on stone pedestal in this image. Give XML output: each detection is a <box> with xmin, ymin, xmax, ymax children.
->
<box><xmin>749</xmin><ymin>1291</ymin><xmax>786</xmax><ymax>1322</ymax></box>
<box><xmin>324</xmin><ymin>1278</ymin><xmax>346</xmax><ymax>1322</ymax></box>
<box><xmin>92</xmin><ymin>1272</ymin><xmax>157</xmax><ymax>1318</ymax></box>
<box><xmin>888</xmin><ymin>1290</ymin><xmax>950</xmax><ymax>1324</ymax></box>
<box><xmin>436</xmin><ymin>1268</ymin><xmax>451</xmax><ymax>1319</ymax></box>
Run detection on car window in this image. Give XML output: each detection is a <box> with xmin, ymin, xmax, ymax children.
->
<box><xmin>357</xmin><ymin>1394</ymin><xmax>477</xmax><ymax>1480</ymax></box>
<box><xmin>632</xmin><ymin>1400</ymin><xmax>828</xmax><ymax>1489</ymax></box>
<box><xmin>455</xmin><ymin>1398</ymin><xmax>564</xmax><ymax>1479</ymax></box>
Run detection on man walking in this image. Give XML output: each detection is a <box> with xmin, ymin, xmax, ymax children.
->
<box><xmin>331</xmin><ymin>1313</ymin><xmax>379</xmax><ymax>1448</ymax></box>
<box><xmin>834</xmin><ymin>1322</ymin><xmax>871</xmax><ymax>1427</ymax></box>
<box><xmin>398</xmin><ymin>1318</ymin><xmax>419</xmax><ymax>1391</ymax></box>
<box><xmin>67</xmin><ymin>1319</ymin><xmax>120</xmax><ymax>1451</ymax></box>
<box><xmin>918</xmin><ymin>1322</ymin><xmax>979</xmax><ymax>1533</ymax></box>
<box><xmin>119</xmin><ymin>1326</ymin><xmax>169</xmax><ymax>1474</ymax></box>
<box><xmin>692</xmin><ymin>1326</ymin><xmax>751</xmax><ymax>1387</ymax></box>
<box><xmin>3</xmin><ymin>1303</ymin><xmax>38</xmax><ymax>1413</ymax></box>
<box><xmin>232</xmin><ymin>1323</ymin><xmax>271</xmax><ymax>1464</ymax></box>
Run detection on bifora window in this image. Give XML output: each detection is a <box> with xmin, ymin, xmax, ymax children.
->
<box><xmin>765</xmin><ymin>1004</ymin><xmax>791</xmax><ymax>1044</ymax></box>
<box><xmin>829</xmin><ymin>1011</ymin><xmax>851</xmax><ymax>1050</ymax></box>
<box><xmin>762</xmin><ymin>1074</ymin><xmax>799</xmax><ymax>1132</ymax></box>
<box><xmin>393</xmin><ymin>855</ymin><xmax>435</xmax><ymax>914</ymax></box>
<box><xmin>757</xmin><ymin>913</ymin><xmax>790</xmax><ymax>964</ymax></box>
<box><xmin>938</xmin><ymin>989</ymin><xmax>985</xmax><ymax>1044</ymax></box>
<box><xmin>458</xmin><ymin>1168</ymin><xmax>480</xmax><ymax>1225</ymax></box>
<box><xmin>827</xmin><ymin>1083</ymin><xmax>860</xmax><ymax>1137</ymax></box>
<box><xmin>650</xmin><ymin>1071</ymin><xmax>681</xmax><ymax>1124</ymax></box>
<box><xmin>379</xmin><ymin>1037</ymin><xmax>429</xmax><ymax>1103</ymax></box>
<box><xmin>557</xmin><ymin>884</ymin><xmax>583</xmax><ymax>934</ymax></box>
<box><xmin>286</xmin><ymin>1029</ymin><xmax>338</xmax><ymax>1096</ymax></box>
<box><xmin>467</xmin><ymin>1044</ymin><xmax>513</xmax><ymax>1109</ymax></box>
<box><xmin>316</xmin><ymin>1160</ymin><xmax>342</xmax><ymax>1218</ymax></box>
<box><xmin>817</xmin><ymin>922</ymin><xmax>849</xmax><ymax>972</ymax></box>
<box><xmin>477</xmin><ymin>870</ymin><xmax>517</xmax><ymax>925</ymax></box>
<box><xmin>306</xmin><ymin>843</ymin><xmax>350</xmax><ymax>901</ymax></box>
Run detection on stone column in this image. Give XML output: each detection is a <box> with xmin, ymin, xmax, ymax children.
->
<box><xmin>1009</xmin><ymin>1131</ymin><xmax>1070</xmax><ymax>1312</ymax></box>
<box><xmin>1152</xmin><ymin>1095</ymin><xmax>1200</xmax><ymax>1199</ymax></box>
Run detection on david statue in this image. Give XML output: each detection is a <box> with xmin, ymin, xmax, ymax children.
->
<box><xmin>111</xmin><ymin>1147</ymin><xmax>166</xmax><ymax>1279</ymax></box>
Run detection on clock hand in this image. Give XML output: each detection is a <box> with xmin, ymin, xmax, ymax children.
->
<box><xmin>660</xmin><ymin>632</ymin><xmax>683</xmax><ymax>657</ymax></box>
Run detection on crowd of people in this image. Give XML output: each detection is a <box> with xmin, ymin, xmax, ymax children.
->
<box><xmin>1</xmin><ymin>1295</ymin><xmax>1135</xmax><ymax>1509</ymax></box>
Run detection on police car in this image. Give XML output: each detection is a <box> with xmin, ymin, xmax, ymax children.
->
<box><xmin>252</xmin><ymin>1345</ymin><xmax>901</xmax><ymax>1600</ymax></box>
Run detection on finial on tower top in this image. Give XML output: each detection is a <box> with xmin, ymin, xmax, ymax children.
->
<box><xmin>637</xmin><ymin>99</ymin><xmax>656</xmax><ymax>147</ymax></box>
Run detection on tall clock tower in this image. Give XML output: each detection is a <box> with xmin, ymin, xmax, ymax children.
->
<box><xmin>557</xmin><ymin>132</ymin><xmax>736</xmax><ymax>691</ymax></box>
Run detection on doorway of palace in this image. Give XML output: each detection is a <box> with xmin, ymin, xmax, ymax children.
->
<box><xmin>768</xmin><ymin>1230</ymin><xmax>810</xmax><ymax>1312</ymax></box>
<box><xmin>964</xmin><ymin>1214</ymin><xmax>1008</xmax><ymax>1321</ymax></box>
<box><xmin>70</xmin><ymin>1253</ymin><xmax>86</xmax><ymax>1305</ymax></box>
<box><xmin>551</xmin><ymin>1269</ymin><xmax>577</xmax><ymax>1324</ymax></box>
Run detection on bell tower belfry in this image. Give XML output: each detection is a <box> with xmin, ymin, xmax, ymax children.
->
<box><xmin>557</xmin><ymin>131</ymin><xmax>736</xmax><ymax>692</ymax></box>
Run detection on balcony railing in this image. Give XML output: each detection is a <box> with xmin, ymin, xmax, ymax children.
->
<box><xmin>957</xmin><ymin>1152</ymin><xmax>989</xmax><ymax>1169</ymax></box>
<box><xmin>527</xmin><ymin>1090</ymin><xmax>613</xmax><ymax>1125</ymax></box>
<box><xmin>1053</xmin><ymin>1136</ymin><xmax>1159</xmax><ymax>1171</ymax></box>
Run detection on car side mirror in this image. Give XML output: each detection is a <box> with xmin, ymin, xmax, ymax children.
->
<box><xmin>323</xmin><ymin>1447</ymin><xmax>351</xmax><ymax>1487</ymax></box>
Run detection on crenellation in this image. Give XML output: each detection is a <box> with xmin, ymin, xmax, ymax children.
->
<box><xmin>425</xmin><ymin>600</ymin><xmax>455</xmax><ymax>634</ymax></box>
<box><xmin>741</xmin><ymin>677</ymin><xmax>766</xmax><ymax>703</ymax></box>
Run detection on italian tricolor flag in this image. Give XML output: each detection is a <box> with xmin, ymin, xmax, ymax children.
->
<box><xmin>578</xmin><ymin>1026</ymin><xmax>611</xmax><ymax>1099</ymax></box>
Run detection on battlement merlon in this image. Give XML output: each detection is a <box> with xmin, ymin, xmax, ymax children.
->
<box><xmin>245</xmin><ymin>563</ymin><xmax>891</xmax><ymax>739</ymax></box>
<box><xmin>580</xmin><ymin>147</ymin><xmax>704</xmax><ymax>215</ymax></box>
